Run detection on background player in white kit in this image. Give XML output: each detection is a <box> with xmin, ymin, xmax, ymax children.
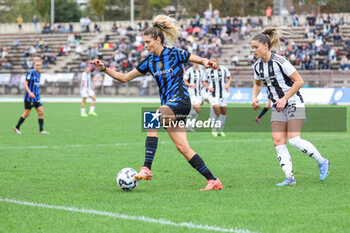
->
<box><xmin>202</xmin><ymin>58</ymin><xmax>231</xmax><ymax>136</ymax></box>
<box><xmin>251</xmin><ymin>28</ymin><xmax>329</xmax><ymax>186</ymax></box>
<box><xmin>184</xmin><ymin>63</ymin><xmax>205</xmax><ymax>131</ymax></box>
<box><xmin>80</xmin><ymin>66</ymin><xmax>97</xmax><ymax>117</ymax></box>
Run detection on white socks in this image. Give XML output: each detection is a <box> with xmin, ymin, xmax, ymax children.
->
<box><xmin>90</xmin><ymin>106</ymin><xmax>95</xmax><ymax>112</ymax></box>
<box><xmin>275</xmin><ymin>145</ymin><xmax>294</xmax><ymax>179</ymax></box>
<box><xmin>288</xmin><ymin>136</ymin><xmax>325</xmax><ymax>164</ymax></box>
<box><xmin>218</xmin><ymin>114</ymin><xmax>226</xmax><ymax>132</ymax></box>
<box><xmin>209</xmin><ymin>107</ymin><xmax>219</xmax><ymax>132</ymax></box>
<box><xmin>81</xmin><ymin>108</ymin><xmax>85</xmax><ymax>114</ymax></box>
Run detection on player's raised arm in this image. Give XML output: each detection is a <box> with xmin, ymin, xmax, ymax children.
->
<box><xmin>90</xmin><ymin>59</ymin><xmax>142</xmax><ymax>83</ymax></box>
<box><xmin>188</xmin><ymin>54</ymin><xmax>218</xmax><ymax>69</ymax></box>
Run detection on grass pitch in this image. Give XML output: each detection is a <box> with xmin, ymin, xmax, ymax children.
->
<box><xmin>0</xmin><ymin>103</ymin><xmax>349</xmax><ymax>233</ymax></box>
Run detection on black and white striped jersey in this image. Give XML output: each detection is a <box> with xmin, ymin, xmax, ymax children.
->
<box><xmin>81</xmin><ymin>72</ymin><xmax>92</xmax><ymax>90</ymax></box>
<box><xmin>253</xmin><ymin>53</ymin><xmax>304</xmax><ymax>104</ymax></box>
<box><xmin>184</xmin><ymin>67</ymin><xmax>205</xmax><ymax>97</ymax></box>
<box><xmin>203</xmin><ymin>65</ymin><xmax>231</xmax><ymax>98</ymax></box>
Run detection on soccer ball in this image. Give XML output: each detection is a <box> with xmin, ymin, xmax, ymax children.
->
<box><xmin>116</xmin><ymin>168</ymin><xmax>139</xmax><ymax>191</ymax></box>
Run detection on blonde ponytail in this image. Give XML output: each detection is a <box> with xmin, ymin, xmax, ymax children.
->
<box><xmin>262</xmin><ymin>28</ymin><xmax>281</xmax><ymax>51</ymax></box>
<box><xmin>144</xmin><ymin>15</ymin><xmax>181</xmax><ymax>45</ymax></box>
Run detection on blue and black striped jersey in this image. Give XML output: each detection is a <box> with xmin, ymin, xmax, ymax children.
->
<box><xmin>136</xmin><ymin>47</ymin><xmax>191</xmax><ymax>105</ymax></box>
<box><xmin>24</xmin><ymin>69</ymin><xmax>41</xmax><ymax>102</ymax></box>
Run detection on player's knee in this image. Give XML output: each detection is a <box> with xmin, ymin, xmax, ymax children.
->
<box><xmin>288</xmin><ymin>136</ymin><xmax>301</xmax><ymax>148</ymax></box>
<box><xmin>273</xmin><ymin>138</ymin><xmax>285</xmax><ymax>147</ymax></box>
<box><xmin>23</xmin><ymin>111</ymin><xmax>31</xmax><ymax>117</ymax></box>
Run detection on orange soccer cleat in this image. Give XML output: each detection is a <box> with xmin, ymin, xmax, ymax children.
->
<box><xmin>200</xmin><ymin>179</ymin><xmax>223</xmax><ymax>191</ymax></box>
<box><xmin>134</xmin><ymin>166</ymin><xmax>152</xmax><ymax>180</ymax></box>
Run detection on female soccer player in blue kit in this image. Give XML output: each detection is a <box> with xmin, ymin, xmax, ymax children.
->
<box><xmin>91</xmin><ymin>15</ymin><xmax>222</xmax><ymax>191</ymax></box>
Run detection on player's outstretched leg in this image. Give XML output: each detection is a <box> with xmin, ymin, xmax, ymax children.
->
<box><xmin>167</xmin><ymin>123</ymin><xmax>222</xmax><ymax>191</ymax></box>
<box><xmin>135</xmin><ymin>130</ymin><xmax>158</xmax><ymax>181</ymax></box>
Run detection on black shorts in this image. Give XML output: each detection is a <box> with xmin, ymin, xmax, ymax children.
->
<box><xmin>165</xmin><ymin>95</ymin><xmax>191</xmax><ymax>121</ymax></box>
<box><xmin>25</xmin><ymin>100</ymin><xmax>42</xmax><ymax>110</ymax></box>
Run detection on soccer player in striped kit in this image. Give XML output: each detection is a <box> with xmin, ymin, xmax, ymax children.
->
<box><xmin>90</xmin><ymin>15</ymin><xmax>222</xmax><ymax>191</ymax></box>
<box><xmin>13</xmin><ymin>57</ymin><xmax>49</xmax><ymax>135</ymax></box>
<box><xmin>80</xmin><ymin>66</ymin><xmax>97</xmax><ymax>117</ymax></box>
<box><xmin>251</xmin><ymin>28</ymin><xmax>329</xmax><ymax>186</ymax></box>
<box><xmin>202</xmin><ymin>58</ymin><xmax>232</xmax><ymax>136</ymax></box>
<box><xmin>184</xmin><ymin>63</ymin><xmax>205</xmax><ymax>131</ymax></box>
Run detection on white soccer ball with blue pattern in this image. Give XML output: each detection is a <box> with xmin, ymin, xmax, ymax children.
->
<box><xmin>116</xmin><ymin>168</ymin><xmax>139</xmax><ymax>191</ymax></box>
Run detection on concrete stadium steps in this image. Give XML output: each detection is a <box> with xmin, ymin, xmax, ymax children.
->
<box><xmin>0</xmin><ymin>32</ymin><xmax>98</xmax><ymax>73</ymax></box>
<box><xmin>218</xmin><ymin>24</ymin><xmax>350</xmax><ymax>73</ymax></box>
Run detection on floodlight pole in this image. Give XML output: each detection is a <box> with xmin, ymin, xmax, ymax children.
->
<box><xmin>51</xmin><ymin>0</ymin><xmax>54</xmax><ymax>26</ymax></box>
<box><xmin>130</xmin><ymin>0</ymin><xmax>134</xmax><ymax>28</ymax></box>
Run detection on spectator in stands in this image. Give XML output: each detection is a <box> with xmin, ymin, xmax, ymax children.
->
<box><xmin>204</xmin><ymin>9</ymin><xmax>212</xmax><ymax>26</ymax></box>
<box><xmin>290</xmin><ymin>6</ymin><xmax>297</xmax><ymax>27</ymax></box>
<box><xmin>12</xmin><ymin>39</ymin><xmax>20</xmax><ymax>50</ymax></box>
<box><xmin>97</xmin><ymin>49</ymin><xmax>103</xmax><ymax>59</ymax></box>
<box><xmin>1</xmin><ymin>47</ymin><xmax>8</xmax><ymax>59</ymax></box>
<box><xmin>306</xmin><ymin>13</ymin><xmax>316</xmax><ymax>26</ymax></box>
<box><xmin>333</xmin><ymin>31</ymin><xmax>342</xmax><ymax>46</ymax></box>
<box><xmin>340</xmin><ymin>55</ymin><xmax>348</xmax><ymax>70</ymax></box>
<box><xmin>85</xmin><ymin>16</ymin><xmax>91</xmax><ymax>32</ymax></box>
<box><xmin>195</xmin><ymin>13</ymin><xmax>201</xmax><ymax>27</ymax></box>
<box><xmin>17</xmin><ymin>15</ymin><xmax>23</xmax><ymax>30</ymax></box>
<box><xmin>80</xmin><ymin>61</ymin><xmax>87</xmax><ymax>70</ymax></box>
<box><xmin>112</xmin><ymin>22</ymin><xmax>117</xmax><ymax>32</ymax></box>
<box><xmin>68</xmin><ymin>22</ymin><xmax>73</xmax><ymax>33</ymax></box>
<box><xmin>265</xmin><ymin>6</ymin><xmax>272</xmax><ymax>25</ymax></box>
<box><xmin>213</xmin><ymin>9</ymin><xmax>220</xmax><ymax>24</ymax></box>
<box><xmin>40</xmin><ymin>54</ymin><xmax>49</xmax><ymax>68</ymax></box>
<box><xmin>231</xmin><ymin>55</ymin><xmax>239</xmax><ymax>66</ymax></box>
<box><xmin>75</xmin><ymin>43</ymin><xmax>82</xmax><ymax>57</ymax></box>
<box><xmin>281</xmin><ymin>7</ymin><xmax>288</xmax><ymax>25</ymax></box>
<box><xmin>94</xmin><ymin>23</ymin><xmax>101</xmax><ymax>33</ymax></box>
<box><xmin>80</xmin><ymin>16</ymin><xmax>85</xmax><ymax>32</ymax></box>
<box><xmin>32</xmin><ymin>15</ymin><xmax>38</xmax><ymax>31</ymax></box>
<box><xmin>74</xmin><ymin>33</ymin><xmax>82</xmax><ymax>43</ymax></box>
<box><xmin>63</xmin><ymin>44</ymin><xmax>71</xmax><ymax>56</ymax></box>
<box><xmin>67</xmin><ymin>65</ymin><xmax>73</xmax><ymax>73</ymax></box>
<box><xmin>58</xmin><ymin>24</ymin><xmax>66</xmax><ymax>33</ymax></box>
<box><xmin>4</xmin><ymin>58</ymin><xmax>13</xmax><ymax>69</ymax></box>
<box><xmin>338</xmin><ymin>13</ymin><xmax>345</xmax><ymax>25</ymax></box>
<box><xmin>42</xmin><ymin>24</ymin><xmax>51</xmax><ymax>33</ymax></box>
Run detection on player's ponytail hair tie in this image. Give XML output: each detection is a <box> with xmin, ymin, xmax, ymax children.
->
<box><xmin>252</xmin><ymin>27</ymin><xmax>282</xmax><ymax>52</ymax></box>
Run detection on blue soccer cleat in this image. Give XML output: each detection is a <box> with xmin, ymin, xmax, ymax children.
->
<box><xmin>276</xmin><ymin>177</ymin><xmax>296</xmax><ymax>186</ymax></box>
<box><xmin>319</xmin><ymin>159</ymin><xmax>330</xmax><ymax>181</ymax></box>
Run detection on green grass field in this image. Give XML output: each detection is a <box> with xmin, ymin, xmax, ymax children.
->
<box><xmin>1</xmin><ymin>102</ymin><xmax>349</xmax><ymax>233</ymax></box>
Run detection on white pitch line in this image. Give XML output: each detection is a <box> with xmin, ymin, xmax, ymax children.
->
<box><xmin>0</xmin><ymin>198</ymin><xmax>257</xmax><ymax>233</ymax></box>
<box><xmin>0</xmin><ymin>136</ymin><xmax>349</xmax><ymax>150</ymax></box>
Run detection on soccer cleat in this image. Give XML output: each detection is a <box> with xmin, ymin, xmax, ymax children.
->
<box><xmin>200</xmin><ymin>179</ymin><xmax>223</xmax><ymax>191</ymax></box>
<box><xmin>89</xmin><ymin>111</ymin><xmax>98</xmax><ymax>116</ymax></box>
<box><xmin>218</xmin><ymin>132</ymin><xmax>226</xmax><ymax>137</ymax></box>
<box><xmin>39</xmin><ymin>131</ymin><xmax>50</xmax><ymax>135</ymax></box>
<box><xmin>319</xmin><ymin>159</ymin><xmax>329</xmax><ymax>181</ymax></box>
<box><xmin>81</xmin><ymin>112</ymin><xmax>88</xmax><ymax>117</ymax></box>
<box><xmin>212</xmin><ymin>131</ymin><xmax>218</xmax><ymax>137</ymax></box>
<box><xmin>276</xmin><ymin>177</ymin><xmax>296</xmax><ymax>186</ymax></box>
<box><xmin>13</xmin><ymin>127</ymin><xmax>22</xmax><ymax>135</ymax></box>
<box><xmin>134</xmin><ymin>166</ymin><xmax>152</xmax><ymax>180</ymax></box>
<box><xmin>255</xmin><ymin>116</ymin><xmax>261</xmax><ymax>124</ymax></box>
